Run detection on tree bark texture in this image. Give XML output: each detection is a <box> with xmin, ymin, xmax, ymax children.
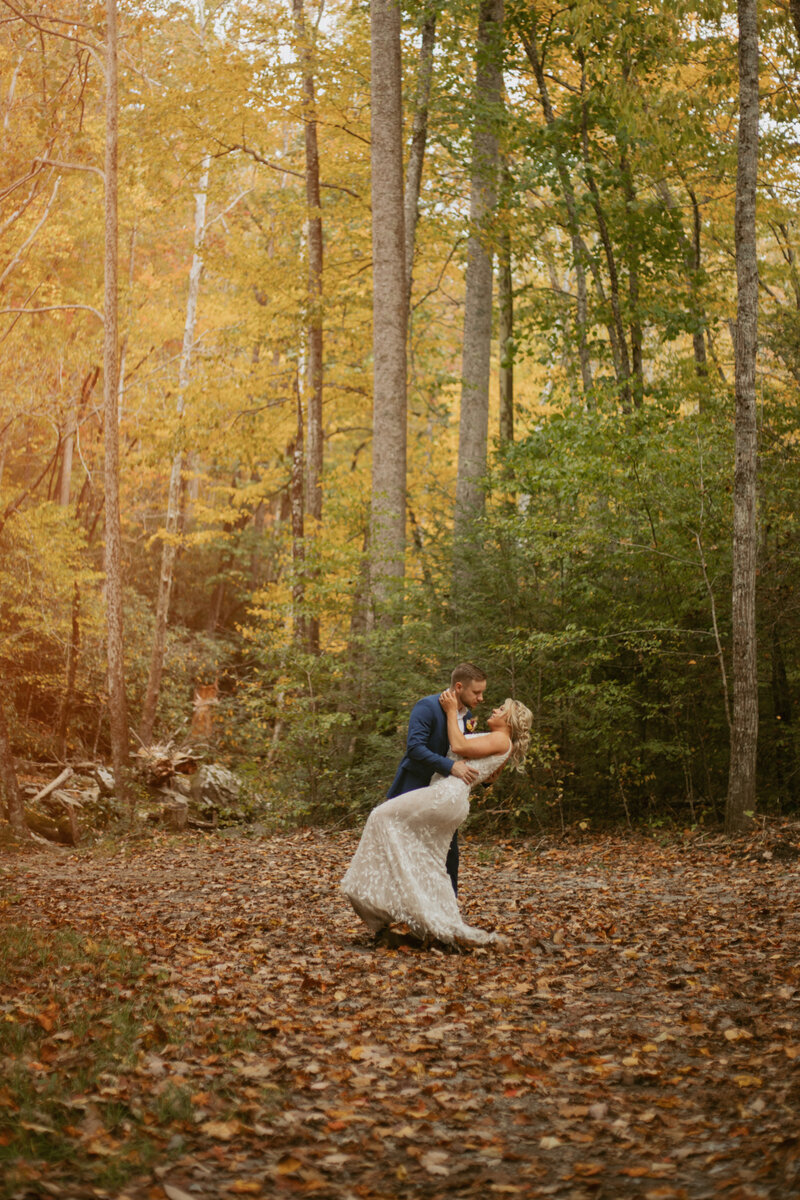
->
<box><xmin>404</xmin><ymin>2</ymin><xmax>438</xmax><ymax>311</ymax></box>
<box><xmin>293</xmin><ymin>0</ymin><xmax>324</xmax><ymax>532</ymax></box>
<box><xmin>291</xmin><ymin>372</ymin><xmax>307</xmax><ymax>648</ymax></box>
<box><xmin>103</xmin><ymin>0</ymin><xmax>129</xmax><ymax>802</ymax></box>
<box><xmin>498</xmin><ymin>212</ymin><xmax>513</xmax><ymax>444</ymax></box>
<box><xmin>618</xmin><ymin>144</ymin><xmax>644</xmax><ymax>406</ymax></box>
<box><xmin>56</xmin><ymin>582</ymin><xmax>81</xmax><ymax>759</ymax></box>
<box><xmin>726</xmin><ymin>0</ymin><xmax>759</xmax><ymax>834</ymax></box>
<box><xmin>139</xmin><ymin>157</ymin><xmax>210</xmax><ymax>746</ymax></box>
<box><xmin>0</xmin><ymin>700</ymin><xmax>26</xmax><ymax>832</ymax></box>
<box><xmin>454</xmin><ymin>0</ymin><xmax>503</xmax><ymax>544</ymax></box>
<box><xmin>369</xmin><ymin>0</ymin><xmax>407</xmax><ymax>607</ymax></box>
<box><xmin>59</xmin><ymin>403</ymin><xmax>76</xmax><ymax>508</ymax></box>
<box><xmin>293</xmin><ymin>0</ymin><xmax>323</xmax><ymax>654</ymax></box>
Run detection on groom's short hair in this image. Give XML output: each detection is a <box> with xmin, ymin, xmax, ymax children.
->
<box><xmin>451</xmin><ymin>662</ymin><xmax>487</xmax><ymax>687</ymax></box>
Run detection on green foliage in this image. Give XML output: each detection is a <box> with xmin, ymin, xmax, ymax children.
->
<box><xmin>451</xmin><ymin>390</ymin><xmax>800</xmax><ymax>826</ymax></box>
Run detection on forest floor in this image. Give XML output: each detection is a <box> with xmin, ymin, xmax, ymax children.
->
<box><xmin>0</xmin><ymin>824</ymin><xmax>798</xmax><ymax>1200</ymax></box>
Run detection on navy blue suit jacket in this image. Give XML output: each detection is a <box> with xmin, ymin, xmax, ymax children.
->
<box><xmin>387</xmin><ymin>693</ymin><xmax>472</xmax><ymax>798</ymax></box>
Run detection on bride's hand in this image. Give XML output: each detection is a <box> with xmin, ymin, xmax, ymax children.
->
<box><xmin>439</xmin><ymin>688</ymin><xmax>458</xmax><ymax>713</ymax></box>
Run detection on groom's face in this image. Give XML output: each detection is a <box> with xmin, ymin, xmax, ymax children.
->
<box><xmin>456</xmin><ymin>678</ymin><xmax>486</xmax><ymax>710</ymax></box>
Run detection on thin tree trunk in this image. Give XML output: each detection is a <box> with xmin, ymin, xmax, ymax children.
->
<box><xmin>726</xmin><ymin>0</ymin><xmax>759</xmax><ymax>834</ymax></box>
<box><xmin>404</xmin><ymin>1</ymin><xmax>438</xmax><ymax>311</ymax></box>
<box><xmin>577</xmin><ymin>50</ymin><xmax>632</xmax><ymax>410</ymax></box>
<box><xmin>56</xmin><ymin>583</ymin><xmax>81</xmax><ymax>759</ymax></box>
<box><xmin>293</xmin><ymin>0</ymin><xmax>322</xmax><ymax>654</ymax></box>
<box><xmin>57</xmin><ymin>418</ymin><xmax>80</xmax><ymax>757</ymax></box>
<box><xmin>0</xmin><ymin>701</ymin><xmax>26</xmax><ymax>833</ymax></box>
<box><xmin>687</xmin><ymin>186</ymin><xmax>709</xmax><ymax>377</ymax></box>
<box><xmin>618</xmin><ymin>144</ymin><xmax>644</xmax><ymax>406</ymax></box>
<box><xmin>59</xmin><ymin>403</ymin><xmax>76</xmax><ymax>507</ymax></box>
<box><xmin>291</xmin><ymin>372</ymin><xmax>307</xmax><ymax>648</ymax></box>
<box><xmin>369</xmin><ymin>0</ymin><xmax>407</xmax><ymax>610</ymax></box>
<box><xmin>498</xmin><ymin>193</ymin><xmax>513</xmax><ymax>443</ymax></box>
<box><xmin>656</xmin><ymin>180</ymin><xmax>709</xmax><ymax>381</ymax></box>
<box><xmin>139</xmin><ymin>157</ymin><xmax>210</xmax><ymax>746</ymax></box>
<box><xmin>103</xmin><ymin>0</ymin><xmax>129</xmax><ymax>806</ymax></box>
<box><xmin>454</xmin><ymin>0</ymin><xmax>504</xmax><ymax>546</ymax></box>
<box><xmin>515</xmin><ymin>12</ymin><xmax>592</xmax><ymax>396</ymax></box>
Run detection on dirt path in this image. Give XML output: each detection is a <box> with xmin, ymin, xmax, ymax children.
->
<box><xmin>2</xmin><ymin>829</ymin><xmax>799</xmax><ymax>1199</ymax></box>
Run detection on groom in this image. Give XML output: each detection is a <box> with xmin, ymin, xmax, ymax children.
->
<box><xmin>387</xmin><ymin>662</ymin><xmax>487</xmax><ymax>895</ymax></box>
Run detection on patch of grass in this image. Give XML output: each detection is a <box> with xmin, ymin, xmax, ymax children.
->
<box><xmin>0</xmin><ymin>925</ymin><xmax>176</xmax><ymax>1198</ymax></box>
<box><xmin>154</xmin><ymin>1081</ymin><xmax>194</xmax><ymax>1125</ymax></box>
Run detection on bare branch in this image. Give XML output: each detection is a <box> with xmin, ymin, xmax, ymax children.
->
<box><xmin>0</xmin><ymin>175</ymin><xmax>60</xmax><ymax>289</ymax></box>
<box><xmin>0</xmin><ymin>303</ymin><xmax>103</xmax><ymax>320</ymax></box>
<box><xmin>412</xmin><ymin>236</ymin><xmax>465</xmax><ymax>311</ymax></box>
<box><xmin>0</xmin><ymin>175</ymin><xmax>44</xmax><ymax>238</ymax></box>
<box><xmin>206</xmin><ymin>187</ymin><xmax>253</xmax><ymax>229</ymax></box>
<box><xmin>213</xmin><ymin>139</ymin><xmax>364</xmax><ymax>202</ymax></box>
<box><xmin>32</xmin><ymin>156</ymin><xmax>104</xmax><ymax>181</ymax></box>
<box><xmin>0</xmin><ymin>0</ymin><xmax>102</xmax><ymax>64</ymax></box>
<box><xmin>0</xmin><ymin>162</ymin><xmax>45</xmax><ymax>205</ymax></box>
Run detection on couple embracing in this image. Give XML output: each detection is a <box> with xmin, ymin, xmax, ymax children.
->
<box><xmin>341</xmin><ymin>663</ymin><xmax>532</xmax><ymax>947</ymax></box>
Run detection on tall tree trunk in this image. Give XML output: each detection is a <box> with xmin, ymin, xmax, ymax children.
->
<box><xmin>577</xmin><ymin>50</ymin><xmax>632</xmax><ymax>410</ymax></box>
<box><xmin>369</xmin><ymin>0</ymin><xmax>407</xmax><ymax>611</ymax></box>
<box><xmin>498</xmin><ymin>173</ymin><xmax>513</xmax><ymax>444</ymax></box>
<box><xmin>291</xmin><ymin>372</ymin><xmax>307</xmax><ymax>648</ymax></box>
<box><xmin>103</xmin><ymin>0</ymin><xmax>129</xmax><ymax>805</ymax></box>
<box><xmin>0</xmin><ymin>701</ymin><xmax>26</xmax><ymax>833</ymax></box>
<box><xmin>57</xmin><ymin>583</ymin><xmax>81</xmax><ymax>760</ymax></box>
<box><xmin>139</xmin><ymin>157</ymin><xmax>210</xmax><ymax>746</ymax></box>
<box><xmin>59</xmin><ymin>404</ymin><xmax>76</xmax><ymax>507</ymax></box>
<box><xmin>687</xmin><ymin>186</ymin><xmax>709</xmax><ymax>378</ymax></box>
<box><xmin>618</xmin><ymin>144</ymin><xmax>644</xmax><ymax>406</ymax></box>
<box><xmin>293</xmin><ymin>0</ymin><xmax>323</xmax><ymax>654</ymax></box>
<box><xmin>57</xmin><ymin>379</ymin><xmax>80</xmax><ymax>758</ymax></box>
<box><xmin>404</xmin><ymin>1</ymin><xmax>438</xmax><ymax>311</ymax></box>
<box><xmin>726</xmin><ymin>0</ymin><xmax>759</xmax><ymax>834</ymax></box>
<box><xmin>454</xmin><ymin>0</ymin><xmax>503</xmax><ymax>547</ymax></box>
<box><xmin>515</xmin><ymin>11</ymin><xmax>592</xmax><ymax>397</ymax></box>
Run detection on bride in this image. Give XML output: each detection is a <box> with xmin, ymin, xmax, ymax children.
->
<box><xmin>341</xmin><ymin>689</ymin><xmax>532</xmax><ymax>946</ymax></box>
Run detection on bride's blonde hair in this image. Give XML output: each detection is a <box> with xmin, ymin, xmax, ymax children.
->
<box><xmin>500</xmin><ymin>698</ymin><xmax>533</xmax><ymax>770</ymax></box>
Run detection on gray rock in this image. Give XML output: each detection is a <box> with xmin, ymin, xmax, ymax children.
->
<box><xmin>93</xmin><ymin>767</ymin><xmax>116</xmax><ymax>796</ymax></box>
<box><xmin>191</xmin><ymin>764</ymin><xmax>240</xmax><ymax>808</ymax></box>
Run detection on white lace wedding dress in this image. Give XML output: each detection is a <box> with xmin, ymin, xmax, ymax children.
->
<box><xmin>341</xmin><ymin>737</ymin><xmax>511</xmax><ymax>946</ymax></box>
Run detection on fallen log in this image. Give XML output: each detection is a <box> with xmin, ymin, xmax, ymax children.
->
<box><xmin>135</xmin><ymin>744</ymin><xmax>202</xmax><ymax>789</ymax></box>
<box><xmin>24</xmin><ymin>807</ymin><xmax>77</xmax><ymax>845</ymax></box>
<box><xmin>30</xmin><ymin>768</ymin><xmax>74</xmax><ymax>805</ymax></box>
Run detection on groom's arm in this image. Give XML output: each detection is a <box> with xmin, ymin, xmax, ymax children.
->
<box><xmin>406</xmin><ymin>699</ymin><xmax>455</xmax><ymax>777</ymax></box>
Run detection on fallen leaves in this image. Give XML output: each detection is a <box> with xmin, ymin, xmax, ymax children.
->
<box><xmin>0</xmin><ymin>827</ymin><xmax>798</xmax><ymax>1199</ymax></box>
<box><xmin>199</xmin><ymin>1119</ymin><xmax>241</xmax><ymax>1140</ymax></box>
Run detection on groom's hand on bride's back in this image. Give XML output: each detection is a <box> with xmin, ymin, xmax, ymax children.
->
<box><xmin>451</xmin><ymin>761</ymin><xmax>479</xmax><ymax>784</ymax></box>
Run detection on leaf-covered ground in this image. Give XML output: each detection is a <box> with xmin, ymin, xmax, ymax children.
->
<box><xmin>1</xmin><ymin>827</ymin><xmax>798</xmax><ymax>1199</ymax></box>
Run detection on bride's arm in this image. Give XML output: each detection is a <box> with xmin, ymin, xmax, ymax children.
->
<box><xmin>440</xmin><ymin>691</ymin><xmax>510</xmax><ymax>759</ymax></box>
